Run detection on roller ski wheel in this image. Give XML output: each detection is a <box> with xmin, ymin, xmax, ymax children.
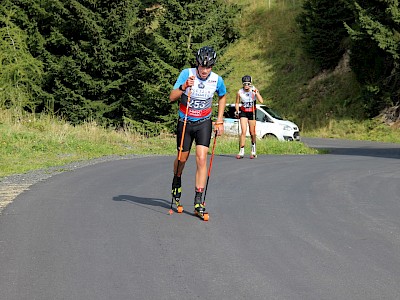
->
<box><xmin>194</xmin><ymin>203</ymin><xmax>209</xmax><ymax>221</ymax></box>
<box><xmin>194</xmin><ymin>210</ymin><xmax>209</xmax><ymax>221</ymax></box>
<box><xmin>177</xmin><ymin>204</ymin><xmax>184</xmax><ymax>213</ymax></box>
<box><xmin>250</xmin><ymin>154</ymin><xmax>257</xmax><ymax>159</ymax></box>
<box><xmin>168</xmin><ymin>199</ymin><xmax>183</xmax><ymax>215</ymax></box>
<box><xmin>170</xmin><ymin>186</ymin><xmax>183</xmax><ymax>214</ymax></box>
<box><xmin>174</xmin><ymin>198</ymin><xmax>184</xmax><ymax>213</ymax></box>
<box><xmin>236</xmin><ymin>154</ymin><xmax>244</xmax><ymax>159</ymax></box>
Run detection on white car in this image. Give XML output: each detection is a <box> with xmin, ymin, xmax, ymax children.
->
<box><xmin>223</xmin><ymin>104</ymin><xmax>300</xmax><ymax>141</ymax></box>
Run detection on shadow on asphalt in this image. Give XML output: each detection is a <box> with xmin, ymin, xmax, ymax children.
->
<box><xmin>302</xmin><ymin>138</ymin><xmax>400</xmax><ymax>159</ymax></box>
<box><xmin>221</xmin><ymin>146</ymin><xmax>400</xmax><ymax>159</ymax></box>
<box><xmin>316</xmin><ymin>147</ymin><xmax>400</xmax><ymax>159</ymax></box>
<box><xmin>112</xmin><ymin>195</ymin><xmax>196</xmax><ymax>217</ymax></box>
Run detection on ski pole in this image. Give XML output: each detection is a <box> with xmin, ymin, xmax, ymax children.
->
<box><xmin>253</xmin><ymin>98</ymin><xmax>256</xmax><ymax>136</ymax></box>
<box><xmin>252</xmin><ymin>86</ymin><xmax>256</xmax><ymax>131</ymax></box>
<box><xmin>252</xmin><ymin>87</ymin><xmax>257</xmax><ymax>156</ymax></box>
<box><xmin>169</xmin><ymin>88</ymin><xmax>191</xmax><ymax>215</ymax></box>
<box><xmin>237</xmin><ymin>111</ymin><xmax>240</xmax><ymax>153</ymax></box>
<box><xmin>203</xmin><ymin>129</ymin><xmax>218</xmax><ymax>205</ymax></box>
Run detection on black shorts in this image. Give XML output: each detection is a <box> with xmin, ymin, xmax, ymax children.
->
<box><xmin>176</xmin><ymin>118</ymin><xmax>212</xmax><ymax>152</ymax></box>
<box><xmin>239</xmin><ymin>111</ymin><xmax>256</xmax><ymax>120</ymax></box>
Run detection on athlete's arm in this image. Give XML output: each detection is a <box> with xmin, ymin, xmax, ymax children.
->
<box><xmin>214</xmin><ymin>76</ymin><xmax>227</xmax><ymax>134</ymax></box>
<box><xmin>169</xmin><ymin>70</ymin><xmax>194</xmax><ymax>102</ymax></box>
<box><xmin>253</xmin><ymin>86</ymin><xmax>264</xmax><ymax>104</ymax></box>
<box><xmin>235</xmin><ymin>91</ymin><xmax>240</xmax><ymax>115</ymax></box>
<box><xmin>215</xmin><ymin>94</ymin><xmax>226</xmax><ymax>135</ymax></box>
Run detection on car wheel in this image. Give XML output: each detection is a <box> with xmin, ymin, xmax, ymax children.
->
<box><xmin>262</xmin><ymin>133</ymin><xmax>278</xmax><ymax>140</ymax></box>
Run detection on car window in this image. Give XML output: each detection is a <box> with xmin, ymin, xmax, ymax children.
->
<box><xmin>256</xmin><ymin>109</ymin><xmax>265</xmax><ymax>122</ymax></box>
<box><xmin>260</xmin><ymin>105</ymin><xmax>283</xmax><ymax>120</ymax></box>
<box><xmin>224</xmin><ymin>106</ymin><xmax>236</xmax><ymax>118</ymax></box>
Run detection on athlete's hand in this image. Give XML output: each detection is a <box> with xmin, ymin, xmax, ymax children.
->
<box><xmin>234</xmin><ymin>111</ymin><xmax>239</xmax><ymax>118</ymax></box>
<box><xmin>214</xmin><ymin>122</ymin><xmax>224</xmax><ymax>136</ymax></box>
<box><xmin>182</xmin><ymin>76</ymin><xmax>195</xmax><ymax>90</ymax></box>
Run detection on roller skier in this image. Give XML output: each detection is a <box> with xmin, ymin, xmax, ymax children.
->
<box><xmin>169</xmin><ymin>46</ymin><xmax>226</xmax><ymax>220</ymax></box>
<box><xmin>235</xmin><ymin>75</ymin><xmax>264</xmax><ymax>159</ymax></box>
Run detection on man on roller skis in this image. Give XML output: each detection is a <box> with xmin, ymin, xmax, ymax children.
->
<box><xmin>170</xmin><ymin>46</ymin><xmax>226</xmax><ymax>216</ymax></box>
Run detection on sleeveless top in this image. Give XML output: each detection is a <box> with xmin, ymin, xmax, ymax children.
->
<box><xmin>238</xmin><ymin>88</ymin><xmax>256</xmax><ymax>112</ymax></box>
<box><xmin>174</xmin><ymin>68</ymin><xmax>226</xmax><ymax>122</ymax></box>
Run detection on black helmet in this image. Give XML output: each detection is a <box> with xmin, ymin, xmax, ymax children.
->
<box><xmin>196</xmin><ymin>46</ymin><xmax>217</xmax><ymax>67</ymax></box>
<box><xmin>242</xmin><ymin>75</ymin><xmax>252</xmax><ymax>84</ymax></box>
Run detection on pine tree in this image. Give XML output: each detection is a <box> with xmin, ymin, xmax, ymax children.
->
<box><xmin>297</xmin><ymin>0</ymin><xmax>353</xmax><ymax>70</ymax></box>
<box><xmin>0</xmin><ymin>5</ymin><xmax>49</xmax><ymax>113</ymax></box>
<box><xmin>131</xmin><ymin>0</ymin><xmax>240</xmax><ymax>131</ymax></box>
<box><xmin>4</xmin><ymin>0</ymin><xmax>240</xmax><ymax>129</ymax></box>
<box><xmin>152</xmin><ymin>0</ymin><xmax>240</xmax><ymax>70</ymax></box>
<box><xmin>6</xmin><ymin>0</ymin><xmax>145</xmax><ymax>124</ymax></box>
<box><xmin>344</xmin><ymin>0</ymin><xmax>400</xmax><ymax>115</ymax></box>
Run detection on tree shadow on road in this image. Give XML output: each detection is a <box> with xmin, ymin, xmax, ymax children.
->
<box><xmin>320</xmin><ymin>147</ymin><xmax>400</xmax><ymax>159</ymax></box>
<box><xmin>112</xmin><ymin>194</ymin><xmax>196</xmax><ymax>217</ymax></box>
<box><xmin>302</xmin><ymin>138</ymin><xmax>400</xmax><ymax>159</ymax></box>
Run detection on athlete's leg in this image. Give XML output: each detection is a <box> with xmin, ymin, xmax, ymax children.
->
<box><xmin>192</xmin><ymin>119</ymin><xmax>212</xmax><ymax>210</ymax></box>
<box><xmin>173</xmin><ymin>151</ymin><xmax>190</xmax><ymax>176</ymax></box>
<box><xmin>237</xmin><ymin>117</ymin><xmax>248</xmax><ymax>158</ymax></box>
<box><xmin>193</xmin><ymin>120</ymin><xmax>212</xmax><ymax>189</ymax></box>
<box><xmin>249</xmin><ymin>119</ymin><xmax>257</xmax><ymax>157</ymax></box>
<box><xmin>249</xmin><ymin>119</ymin><xmax>256</xmax><ymax>144</ymax></box>
<box><xmin>172</xmin><ymin>120</ymin><xmax>193</xmax><ymax>199</ymax></box>
<box><xmin>194</xmin><ymin>145</ymin><xmax>208</xmax><ymax>212</ymax></box>
<box><xmin>173</xmin><ymin>120</ymin><xmax>194</xmax><ymax>175</ymax></box>
<box><xmin>239</xmin><ymin>117</ymin><xmax>248</xmax><ymax>148</ymax></box>
<box><xmin>195</xmin><ymin>145</ymin><xmax>209</xmax><ymax>189</ymax></box>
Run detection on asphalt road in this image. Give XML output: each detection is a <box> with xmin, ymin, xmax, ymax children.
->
<box><xmin>1</xmin><ymin>138</ymin><xmax>400</xmax><ymax>299</ymax></box>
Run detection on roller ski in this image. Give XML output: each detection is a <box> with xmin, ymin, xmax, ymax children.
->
<box><xmin>250</xmin><ymin>144</ymin><xmax>257</xmax><ymax>159</ymax></box>
<box><xmin>172</xmin><ymin>194</ymin><xmax>183</xmax><ymax>214</ymax></box>
<box><xmin>194</xmin><ymin>203</ymin><xmax>209</xmax><ymax>221</ymax></box>
<box><xmin>236</xmin><ymin>147</ymin><xmax>244</xmax><ymax>159</ymax></box>
<box><xmin>194</xmin><ymin>190</ymin><xmax>209</xmax><ymax>221</ymax></box>
<box><xmin>171</xmin><ymin>189</ymin><xmax>183</xmax><ymax>213</ymax></box>
<box><xmin>169</xmin><ymin>176</ymin><xmax>183</xmax><ymax>214</ymax></box>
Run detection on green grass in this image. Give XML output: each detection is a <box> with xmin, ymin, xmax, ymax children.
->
<box><xmin>214</xmin><ymin>135</ymin><xmax>318</xmax><ymax>155</ymax></box>
<box><xmin>0</xmin><ymin>109</ymin><xmax>318</xmax><ymax>178</ymax></box>
<box><xmin>0</xmin><ymin>110</ymin><xmax>171</xmax><ymax>177</ymax></box>
<box><xmin>305</xmin><ymin>118</ymin><xmax>400</xmax><ymax>143</ymax></box>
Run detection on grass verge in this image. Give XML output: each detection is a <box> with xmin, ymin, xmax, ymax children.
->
<box><xmin>0</xmin><ymin>110</ymin><xmax>318</xmax><ymax>178</ymax></box>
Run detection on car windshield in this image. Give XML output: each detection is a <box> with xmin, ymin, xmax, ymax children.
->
<box><xmin>260</xmin><ymin>105</ymin><xmax>283</xmax><ymax>120</ymax></box>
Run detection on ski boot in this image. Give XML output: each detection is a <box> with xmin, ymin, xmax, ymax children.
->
<box><xmin>171</xmin><ymin>176</ymin><xmax>183</xmax><ymax>213</ymax></box>
<box><xmin>236</xmin><ymin>147</ymin><xmax>244</xmax><ymax>159</ymax></box>
<box><xmin>250</xmin><ymin>144</ymin><xmax>257</xmax><ymax>159</ymax></box>
<box><xmin>194</xmin><ymin>191</ymin><xmax>209</xmax><ymax>221</ymax></box>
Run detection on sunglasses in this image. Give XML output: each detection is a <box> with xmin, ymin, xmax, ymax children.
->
<box><xmin>243</xmin><ymin>82</ymin><xmax>251</xmax><ymax>86</ymax></box>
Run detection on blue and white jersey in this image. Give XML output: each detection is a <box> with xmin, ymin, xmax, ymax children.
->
<box><xmin>173</xmin><ymin>68</ymin><xmax>226</xmax><ymax>122</ymax></box>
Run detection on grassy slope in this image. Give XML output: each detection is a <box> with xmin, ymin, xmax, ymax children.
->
<box><xmin>0</xmin><ymin>108</ymin><xmax>318</xmax><ymax>178</ymax></box>
<box><xmin>220</xmin><ymin>1</ymin><xmax>354</xmax><ymax>127</ymax></box>
<box><xmin>222</xmin><ymin>0</ymin><xmax>400</xmax><ymax>142</ymax></box>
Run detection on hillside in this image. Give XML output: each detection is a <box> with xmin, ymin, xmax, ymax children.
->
<box><xmin>220</xmin><ymin>0</ymin><xmax>365</xmax><ymax>133</ymax></box>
